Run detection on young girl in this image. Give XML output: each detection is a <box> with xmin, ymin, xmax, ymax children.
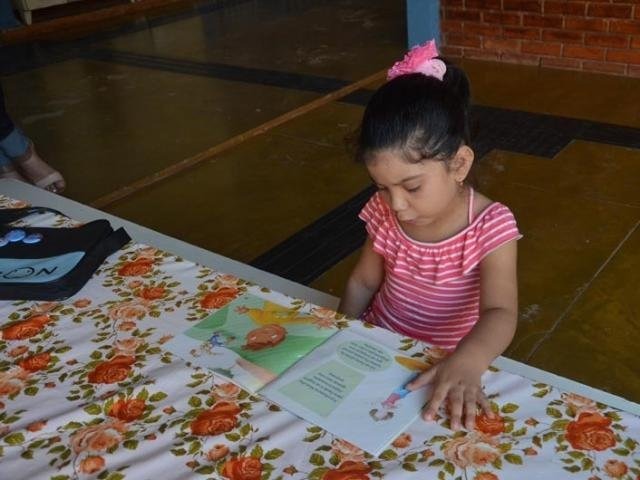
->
<box><xmin>339</xmin><ymin>41</ymin><xmax>521</xmax><ymax>431</ymax></box>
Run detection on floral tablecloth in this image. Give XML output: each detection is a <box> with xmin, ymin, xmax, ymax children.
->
<box><xmin>1</xmin><ymin>196</ymin><xmax>639</xmax><ymax>480</ymax></box>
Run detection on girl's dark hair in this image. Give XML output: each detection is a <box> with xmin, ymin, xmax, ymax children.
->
<box><xmin>356</xmin><ymin>58</ymin><xmax>471</xmax><ymax>164</ymax></box>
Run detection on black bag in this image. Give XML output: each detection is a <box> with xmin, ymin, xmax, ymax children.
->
<box><xmin>0</xmin><ymin>207</ymin><xmax>131</xmax><ymax>300</ymax></box>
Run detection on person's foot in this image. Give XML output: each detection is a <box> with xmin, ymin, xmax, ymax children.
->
<box><xmin>13</xmin><ymin>143</ymin><xmax>66</xmax><ymax>193</ymax></box>
<box><xmin>0</xmin><ymin>163</ymin><xmax>28</xmax><ymax>182</ymax></box>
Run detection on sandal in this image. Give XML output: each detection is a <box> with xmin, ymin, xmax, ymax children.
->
<box><xmin>13</xmin><ymin>142</ymin><xmax>66</xmax><ymax>193</ymax></box>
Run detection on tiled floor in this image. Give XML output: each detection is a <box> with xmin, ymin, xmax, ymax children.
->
<box><xmin>2</xmin><ymin>0</ymin><xmax>639</xmax><ymax>401</ymax></box>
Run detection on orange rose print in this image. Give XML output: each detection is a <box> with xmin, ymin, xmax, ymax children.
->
<box><xmin>190</xmin><ymin>401</ymin><xmax>241</xmax><ymax>436</ymax></box>
<box><xmin>108</xmin><ymin>398</ymin><xmax>146</xmax><ymax>422</ymax></box>
<box><xmin>26</xmin><ymin>420</ymin><xmax>47</xmax><ymax>432</ymax></box>
<box><xmin>117</xmin><ymin>259</ymin><xmax>154</xmax><ymax>277</ymax></box>
<box><xmin>392</xmin><ymin>433</ymin><xmax>412</xmax><ymax>448</ymax></box>
<box><xmin>200</xmin><ymin>287</ymin><xmax>239</xmax><ymax>309</ymax></box>
<box><xmin>108</xmin><ymin>301</ymin><xmax>148</xmax><ymax>321</ymax></box>
<box><xmin>117</xmin><ymin>321</ymin><xmax>136</xmax><ymax>332</ymax></box>
<box><xmin>73</xmin><ymin>298</ymin><xmax>92</xmax><ymax>308</ymax></box>
<box><xmin>19</xmin><ymin>352</ymin><xmax>51</xmax><ymax>372</ymax></box>
<box><xmin>565</xmin><ymin>412</ymin><xmax>616</xmax><ymax>451</ymax></box>
<box><xmin>79</xmin><ymin>455</ymin><xmax>106</xmax><ymax>474</ymax></box>
<box><xmin>604</xmin><ymin>459</ymin><xmax>628</xmax><ymax>478</ymax></box>
<box><xmin>562</xmin><ymin>392</ymin><xmax>597</xmax><ymax>416</ymax></box>
<box><xmin>443</xmin><ymin>433</ymin><xmax>500</xmax><ymax>468</ymax></box>
<box><xmin>474</xmin><ymin>473</ymin><xmax>498</xmax><ymax>480</ymax></box>
<box><xmin>70</xmin><ymin>421</ymin><xmax>127</xmax><ymax>453</ymax></box>
<box><xmin>322</xmin><ymin>461</ymin><xmax>372</xmax><ymax>480</ymax></box>
<box><xmin>475</xmin><ymin>413</ymin><xmax>505</xmax><ymax>436</ymax></box>
<box><xmin>243</xmin><ymin>324</ymin><xmax>286</xmax><ymax>351</ymax></box>
<box><xmin>221</xmin><ymin>457</ymin><xmax>263</xmax><ymax>480</ymax></box>
<box><xmin>207</xmin><ymin>444</ymin><xmax>230</xmax><ymax>461</ymax></box>
<box><xmin>31</xmin><ymin>302</ymin><xmax>58</xmax><ymax>314</ymax></box>
<box><xmin>8</xmin><ymin>345</ymin><xmax>28</xmax><ymax>357</ymax></box>
<box><xmin>331</xmin><ymin>439</ymin><xmax>366</xmax><ymax>463</ymax></box>
<box><xmin>0</xmin><ymin>368</ymin><xmax>30</xmax><ymax>397</ymax></box>
<box><xmin>421</xmin><ymin>449</ymin><xmax>434</xmax><ymax>459</ymax></box>
<box><xmin>113</xmin><ymin>338</ymin><xmax>141</xmax><ymax>356</ymax></box>
<box><xmin>87</xmin><ymin>355</ymin><xmax>136</xmax><ymax>384</ymax></box>
<box><xmin>139</xmin><ymin>286</ymin><xmax>166</xmax><ymax>300</ymax></box>
<box><xmin>212</xmin><ymin>382</ymin><xmax>241</xmax><ymax>401</ymax></box>
<box><xmin>1</xmin><ymin>315</ymin><xmax>50</xmax><ymax>340</ymax></box>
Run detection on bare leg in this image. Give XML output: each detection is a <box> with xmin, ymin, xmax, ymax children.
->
<box><xmin>0</xmin><ymin>162</ymin><xmax>28</xmax><ymax>182</ymax></box>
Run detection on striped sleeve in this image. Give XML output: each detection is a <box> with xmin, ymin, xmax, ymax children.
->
<box><xmin>462</xmin><ymin>204</ymin><xmax>522</xmax><ymax>273</ymax></box>
<box><xmin>358</xmin><ymin>193</ymin><xmax>388</xmax><ymax>240</ymax></box>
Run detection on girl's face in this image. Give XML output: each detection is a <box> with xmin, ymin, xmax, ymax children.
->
<box><xmin>366</xmin><ymin>148</ymin><xmax>471</xmax><ymax>227</ymax></box>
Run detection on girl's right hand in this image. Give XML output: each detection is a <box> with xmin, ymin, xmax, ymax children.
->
<box><xmin>407</xmin><ymin>351</ymin><xmax>494</xmax><ymax>430</ymax></box>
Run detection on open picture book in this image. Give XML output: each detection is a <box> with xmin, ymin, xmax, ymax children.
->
<box><xmin>166</xmin><ymin>292</ymin><xmax>429</xmax><ymax>455</ymax></box>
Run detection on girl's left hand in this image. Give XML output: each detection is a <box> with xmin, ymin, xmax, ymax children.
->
<box><xmin>407</xmin><ymin>352</ymin><xmax>494</xmax><ymax>430</ymax></box>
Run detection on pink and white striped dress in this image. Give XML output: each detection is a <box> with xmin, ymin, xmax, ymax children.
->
<box><xmin>360</xmin><ymin>189</ymin><xmax>521</xmax><ymax>350</ymax></box>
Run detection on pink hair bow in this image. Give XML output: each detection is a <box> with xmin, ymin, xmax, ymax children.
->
<box><xmin>387</xmin><ymin>39</ymin><xmax>446</xmax><ymax>81</ymax></box>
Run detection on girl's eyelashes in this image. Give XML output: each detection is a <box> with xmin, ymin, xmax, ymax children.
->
<box><xmin>374</xmin><ymin>184</ymin><xmax>420</xmax><ymax>193</ymax></box>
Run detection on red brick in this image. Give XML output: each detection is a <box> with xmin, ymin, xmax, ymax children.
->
<box><xmin>442</xmin><ymin>20</ymin><xmax>464</xmax><ymax>33</ymax></box>
<box><xmin>541</xmin><ymin>57</ymin><xmax>581</xmax><ymax>70</ymax></box>
<box><xmin>542</xmin><ymin>29</ymin><xmax>584</xmax><ymax>43</ymax></box>
<box><xmin>523</xmin><ymin>14</ymin><xmax>563</xmax><ymax>29</ymax></box>
<box><xmin>483</xmin><ymin>12</ymin><xmax>522</xmax><ymax>25</ymax></box>
<box><xmin>585</xmin><ymin>33</ymin><xmax>630</xmax><ymax>48</ymax></box>
<box><xmin>609</xmin><ymin>19</ymin><xmax>640</xmax><ymax>34</ymax></box>
<box><xmin>504</xmin><ymin>0</ymin><xmax>542</xmax><ymax>13</ymax></box>
<box><xmin>445</xmin><ymin>8</ymin><xmax>482</xmax><ymax>22</ymax></box>
<box><xmin>501</xmin><ymin>53</ymin><xmax>541</xmax><ymax>65</ymax></box>
<box><xmin>464</xmin><ymin>0</ymin><xmax>501</xmax><ymax>9</ymax></box>
<box><xmin>503</xmin><ymin>26</ymin><xmax>541</xmax><ymax>40</ymax></box>
<box><xmin>522</xmin><ymin>40</ymin><xmax>562</xmax><ymax>56</ymax></box>
<box><xmin>581</xmin><ymin>61</ymin><xmax>628</xmax><ymax>75</ymax></box>
<box><xmin>632</xmin><ymin>36</ymin><xmax>640</xmax><ymax>49</ymax></box>
<box><xmin>440</xmin><ymin>46</ymin><xmax>464</xmax><ymax>58</ymax></box>
<box><xmin>564</xmin><ymin>17</ymin><xmax>607</xmax><ymax>33</ymax></box>
<box><xmin>587</xmin><ymin>3</ymin><xmax>633</xmax><ymax>19</ymax></box>
<box><xmin>563</xmin><ymin>45</ymin><xmax>605</xmax><ymax>61</ymax></box>
<box><xmin>463</xmin><ymin>48</ymin><xmax>501</xmax><ymax>61</ymax></box>
<box><xmin>464</xmin><ymin>22</ymin><xmax>500</xmax><ymax>36</ymax></box>
<box><xmin>442</xmin><ymin>0</ymin><xmax>464</xmax><ymax>6</ymax></box>
<box><xmin>483</xmin><ymin>37</ymin><xmax>522</xmax><ymax>53</ymax></box>
<box><xmin>628</xmin><ymin>65</ymin><xmax>640</xmax><ymax>78</ymax></box>
<box><xmin>607</xmin><ymin>49</ymin><xmax>640</xmax><ymax>64</ymax></box>
<box><xmin>446</xmin><ymin>33</ymin><xmax>483</xmax><ymax>48</ymax></box>
<box><xmin>544</xmin><ymin>1</ymin><xmax>587</xmax><ymax>16</ymax></box>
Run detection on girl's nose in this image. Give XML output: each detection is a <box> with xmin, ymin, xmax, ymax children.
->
<box><xmin>390</xmin><ymin>193</ymin><xmax>407</xmax><ymax>212</ymax></box>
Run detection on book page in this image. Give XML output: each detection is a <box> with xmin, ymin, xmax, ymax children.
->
<box><xmin>260</xmin><ymin>324</ymin><xmax>429</xmax><ymax>455</ymax></box>
<box><xmin>165</xmin><ymin>293</ymin><xmax>339</xmax><ymax>392</ymax></box>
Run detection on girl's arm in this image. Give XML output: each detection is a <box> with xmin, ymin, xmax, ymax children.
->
<box><xmin>338</xmin><ymin>237</ymin><xmax>385</xmax><ymax>319</ymax></box>
<box><xmin>408</xmin><ymin>238</ymin><xmax>519</xmax><ymax>430</ymax></box>
<box><xmin>455</xmin><ymin>238</ymin><xmax>518</xmax><ymax>366</ymax></box>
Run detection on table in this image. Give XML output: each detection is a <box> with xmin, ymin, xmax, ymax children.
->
<box><xmin>1</xmin><ymin>179</ymin><xmax>639</xmax><ymax>479</ymax></box>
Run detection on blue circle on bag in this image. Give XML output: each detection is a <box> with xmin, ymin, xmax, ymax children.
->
<box><xmin>6</xmin><ymin>229</ymin><xmax>26</xmax><ymax>242</ymax></box>
<box><xmin>23</xmin><ymin>234</ymin><xmax>43</xmax><ymax>244</ymax></box>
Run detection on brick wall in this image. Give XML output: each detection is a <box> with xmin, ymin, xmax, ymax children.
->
<box><xmin>440</xmin><ymin>0</ymin><xmax>640</xmax><ymax>77</ymax></box>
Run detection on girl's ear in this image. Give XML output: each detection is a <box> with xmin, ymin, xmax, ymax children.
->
<box><xmin>451</xmin><ymin>145</ymin><xmax>474</xmax><ymax>183</ymax></box>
